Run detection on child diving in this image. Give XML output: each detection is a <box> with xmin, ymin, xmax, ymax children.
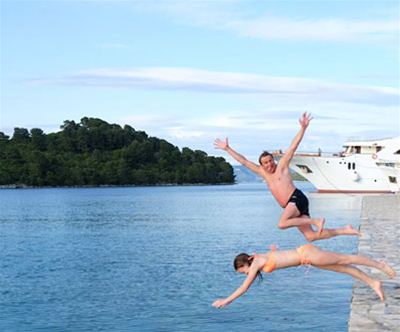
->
<box><xmin>212</xmin><ymin>244</ymin><xmax>396</xmax><ymax>308</ymax></box>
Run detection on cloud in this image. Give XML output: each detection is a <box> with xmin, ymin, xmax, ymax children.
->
<box><xmin>120</xmin><ymin>114</ymin><xmax>181</xmax><ymax>128</ymax></box>
<box><xmin>29</xmin><ymin>67</ymin><xmax>399</xmax><ymax>106</ymax></box>
<box><xmin>137</xmin><ymin>2</ymin><xmax>399</xmax><ymax>43</ymax></box>
<box><xmin>114</xmin><ymin>104</ymin><xmax>398</xmax><ymax>161</ymax></box>
<box><xmin>98</xmin><ymin>43</ymin><xmax>128</xmax><ymax>49</ymax></box>
<box><xmin>227</xmin><ymin>17</ymin><xmax>398</xmax><ymax>43</ymax></box>
<box><xmin>166</xmin><ymin>127</ymin><xmax>204</xmax><ymax>139</ymax></box>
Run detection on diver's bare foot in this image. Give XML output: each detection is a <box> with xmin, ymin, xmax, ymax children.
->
<box><xmin>380</xmin><ymin>261</ymin><xmax>396</xmax><ymax>279</ymax></box>
<box><xmin>316</xmin><ymin>218</ymin><xmax>325</xmax><ymax>236</ymax></box>
<box><xmin>344</xmin><ymin>225</ymin><xmax>361</xmax><ymax>236</ymax></box>
<box><xmin>371</xmin><ymin>280</ymin><xmax>385</xmax><ymax>302</ymax></box>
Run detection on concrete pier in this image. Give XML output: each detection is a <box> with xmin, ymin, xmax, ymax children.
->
<box><xmin>348</xmin><ymin>194</ymin><xmax>400</xmax><ymax>331</ymax></box>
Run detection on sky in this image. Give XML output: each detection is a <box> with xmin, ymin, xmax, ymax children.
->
<box><xmin>1</xmin><ymin>0</ymin><xmax>399</xmax><ymax>163</ymax></box>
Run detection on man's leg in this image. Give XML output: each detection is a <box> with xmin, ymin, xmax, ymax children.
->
<box><xmin>278</xmin><ymin>203</ymin><xmax>324</xmax><ymax>233</ymax></box>
<box><xmin>297</xmin><ymin>220</ymin><xmax>361</xmax><ymax>242</ymax></box>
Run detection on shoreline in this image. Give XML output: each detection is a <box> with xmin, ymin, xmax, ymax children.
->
<box><xmin>0</xmin><ymin>182</ymin><xmax>237</xmax><ymax>190</ymax></box>
<box><xmin>348</xmin><ymin>194</ymin><xmax>400</xmax><ymax>331</ymax></box>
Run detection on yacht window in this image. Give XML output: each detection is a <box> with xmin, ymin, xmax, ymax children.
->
<box><xmin>355</xmin><ymin>146</ymin><xmax>361</xmax><ymax>153</ymax></box>
<box><xmin>352</xmin><ymin>163</ymin><xmax>355</xmax><ymax>170</ymax></box>
<box><xmin>395</xmin><ymin>149</ymin><xmax>400</xmax><ymax>155</ymax></box>
<box><xmin>347</xmin><ymin>163</ymin><xmax>351</xmax><ymax>170</ymax></box>
<box><xmin>296</xmin><ymin>165</ymin><xmax>313</xmax><ymax>173</ymax></box>
<box><xmin>376</xmin><ymin>146</ymin><xmax>382</xmax><ymax>152</ymax></box>
<box><xmin>377</xmin><ymin>162</ymin><xmax>395</xmax><ymax>167</ymax></box>
<box><xmin>389</xmin><ymin>176</ymin><xmax>397</xmax><ymax>183</ymax></box>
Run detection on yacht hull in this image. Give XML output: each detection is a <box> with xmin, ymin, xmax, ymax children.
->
<box><xmin>290</xmin><ymin>154</ymin><xmax>393</xmax><ymax>193</ymax></box>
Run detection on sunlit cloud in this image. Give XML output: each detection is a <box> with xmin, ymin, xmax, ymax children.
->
<box><xmin>29</xmin><ymin>67</ymin><xmax>399</xmax><ymax>106</ymax></box>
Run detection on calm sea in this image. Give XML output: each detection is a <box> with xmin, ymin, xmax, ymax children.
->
<box><xmin>0</xmin><ymin>182</ymin><xmax>362</xmax><ymax>332</ymax></box>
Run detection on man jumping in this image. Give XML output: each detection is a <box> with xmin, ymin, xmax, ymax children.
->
<box><xmin>214</xmin><ymin>112</ymin><xmax>360</xmax><ymax>242</ymax></box>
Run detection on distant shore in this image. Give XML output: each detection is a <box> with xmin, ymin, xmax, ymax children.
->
<box><xmin>0</xmin><ymin>182</ymin><xmax>237</xmax><ymax>189</ymax></box>
<box><xmin>0</xmin><ymin>175</ymin><xmax>307</xmax><ymax>189</ymax></box>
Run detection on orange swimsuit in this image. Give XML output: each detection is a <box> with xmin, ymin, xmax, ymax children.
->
<box><xmin>296</xmin><ymin>243</ymin><xmax>314</xmax><ymax>265</ymax></box>
<box><xmin>262</xmin><ymin>245</ymin><xmax>277</xmax><ymax>273</ymax></box>
<box><xmin>259</xmin><ymin>244</ymin><xmax>315</xmax><ymax>273</ymax></box>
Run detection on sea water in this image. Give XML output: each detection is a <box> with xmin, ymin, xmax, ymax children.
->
<box><xmin>0</xmin><ymin>182</ymin><xmax>362</xmax><ymax>331</ymax></box>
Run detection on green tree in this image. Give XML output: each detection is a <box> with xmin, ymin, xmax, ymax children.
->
<box><xmin>0</xmin><ymin>132</ymin><xmax>10</xmax><ymax>140</ymax></box>
<box><xmin>12</xmin><ymin>127</ymin><xmax>30</xmax><ymax>143</ymax></box>
<box><xmin>0</xmin><ymin>118</ymin><xmax>234</xmax><ymax>186</ymax></box>
<box><xmin>30</xmin><ymin>128</ymin><xmax>47</xmax><ymax>151</ymax></box>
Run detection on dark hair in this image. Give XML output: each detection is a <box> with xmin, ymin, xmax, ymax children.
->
<box><xmin>258</xmin><ymin>151</ymin><xmax>273</xmax><ymax>165</ymax></box>
<box><xmin>234</xmin><ymin>253</ymin><xmax>263</xmax><ymax>281</ymax></box>
<box><xmin>234</xmin><ymin>253</ymin><xmax>252</xmax><ymax>270</ymax></box>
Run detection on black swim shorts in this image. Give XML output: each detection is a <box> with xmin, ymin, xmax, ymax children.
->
<box><xmin>287</xmin><ymin>188</ymin><xmax>310</xmax><ymax>216</ymax></box>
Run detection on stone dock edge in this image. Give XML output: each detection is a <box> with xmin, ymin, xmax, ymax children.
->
<box><xmin>348</xmin><ymin>194</ymin><xmax>400</xmax><ymax>332</ymax></box>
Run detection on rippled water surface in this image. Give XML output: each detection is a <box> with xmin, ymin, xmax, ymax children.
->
<box><xmin>0</xmin><ymin>182</ymin><xmax>362</xmax><ymax>331</ymax></box>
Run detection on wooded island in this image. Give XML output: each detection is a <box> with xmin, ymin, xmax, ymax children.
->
<box><xmin>0</xmin><ymin>117</ymin><xmax>234</xmax><ymax>187</ymax></box>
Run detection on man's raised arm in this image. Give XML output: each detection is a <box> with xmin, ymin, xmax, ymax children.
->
<box><xmin>214</xmin><ymin>138</ymin><xmax>260</xmax><ymax>174</ymax></box>
<box><xmin>279</xmin><ymin>112</ymin><xmax>313</xmax><ymax>168</ymax></box>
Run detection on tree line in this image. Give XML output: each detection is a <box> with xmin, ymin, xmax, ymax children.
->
<box><xmin>0</xmin><ymin>117</ymin><xmax>234</xmax><ymax>186</ymax></box>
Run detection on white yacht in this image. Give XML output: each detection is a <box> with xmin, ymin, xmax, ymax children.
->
<box><xmin>375</xmin><ymin>138</ymin><xmax>400</xmax><ymax>192</ymax></box>
<box><xmin>284</xmin><ymin>137</ymin><xmax>400</xmax><ymax>193</ymax></box>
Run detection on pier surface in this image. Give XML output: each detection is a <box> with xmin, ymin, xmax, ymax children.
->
<box><xmin>348</xmin><ymin>194</ymin><xmax>400</xmax><ymax>331</ymax></box>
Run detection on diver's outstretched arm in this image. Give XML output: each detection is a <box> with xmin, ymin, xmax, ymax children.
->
<box><xmin>279</xmin><ymin>112</ymin><xmax>312</xmax><ymax>168</ymax></box>
<box><xmin>212</xmin><ymin>263</ymin><xmax>259</xmax><ymax>308</ymax></box>
<box><xmin>214</xmin><ymin>137</ymin><xmax>260</xmax><ymax>174</ymax></box>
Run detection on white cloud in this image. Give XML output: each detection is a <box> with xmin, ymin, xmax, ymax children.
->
<box><xmin>137</xmin><ymin>2</ymin><xmax>399</xmax><ymax>43</ymax></box>
<box><xmin>99</xmin><ymin>43</ymin><xmax>128</xmax><ymax>49</ymax></box>
<box><xmin>29</xmin><ymin>67</ymin><xmax>399</xmax><ymax>106</ymax></box>
<box><xmin>227</xmin><ymin>17</ymin><xmax>398</xmax><ymax>42</ymax></box>
<box><xmin>115</xmin><ymin>103</ymin><xmax>398</xmax><ymax>162</ymax></box>
<box><xmin>166</xmin><ymin>127</ymin><xmax>204</xmax><ymax>139</ymax></box>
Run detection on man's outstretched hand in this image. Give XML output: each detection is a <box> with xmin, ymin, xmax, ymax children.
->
<box><xmin>299</xmin><ymin>112</ymin><xmax>313</xmax><ymax>129</ymax></box>
<box><xmin>214</xmin><ymin>138</ymin><xmax>229</xmax><ymax>150</ymax></box>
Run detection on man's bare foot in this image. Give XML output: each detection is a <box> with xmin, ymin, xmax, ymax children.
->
<box><xmin>380</xmin><ymin>261</ymin><xmax>396</xmax><ymax>279</ymax></box>
<box><xmin>371</xmin><ymin>280</ymin><xmax>385</xmax><ymax>302</ymax></box>
<box><xmin>315</xmin><ymin>218</ymin><xmax>325</xmax><ymax>236</ymax></box>
<box><xmin>344</xmin><ymin>225</ymin><xmax>361</xmax><ymax>236</ymax></box>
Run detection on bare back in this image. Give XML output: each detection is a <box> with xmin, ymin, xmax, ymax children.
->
<box><xmin>274</xmin><ymin>250</ymin><xmax>301</xmax><ymax>269</ymax></box>
<box><xmin>255</xmin><ymin>250</ymin><xmax>301</xmax><ymax>271</ymax></box>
